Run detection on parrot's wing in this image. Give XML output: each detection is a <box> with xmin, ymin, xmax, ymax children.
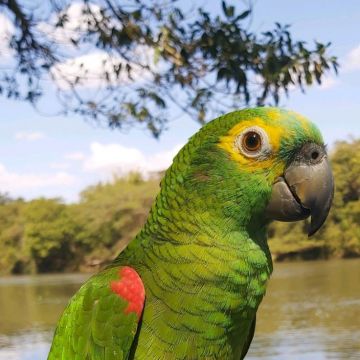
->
<box><xmin>240</xmin><ymin>316</ymin><xmax>256</xmax><ymax>360</ymax></box>
<box><xmin>48</xmin><ymin>266</ymin><xmax>145</xmax><ymax>360</ymax></box>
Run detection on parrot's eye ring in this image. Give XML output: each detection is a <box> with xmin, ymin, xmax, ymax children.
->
<box><xmin>235</xmin><ymin>126</ymin><xmax>272</xmax><ymax>158</ymax></box>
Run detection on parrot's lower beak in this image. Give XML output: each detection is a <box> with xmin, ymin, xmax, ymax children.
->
<box><xmin>265</xmin><ymin>143</ymin><xmax>334</xmax><ymax>236</ymax></box>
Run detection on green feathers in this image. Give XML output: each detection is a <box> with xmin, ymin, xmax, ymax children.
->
<box><xmin>48</xmin><ymin>267</ymin><xmax>141</xmax><ymax>360</ymax></box>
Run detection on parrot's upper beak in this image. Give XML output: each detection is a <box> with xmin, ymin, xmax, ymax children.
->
<box><xmin>265</xmin><ymin>143</ymin><xmax>334</xmax><ymax>236</ymax></box>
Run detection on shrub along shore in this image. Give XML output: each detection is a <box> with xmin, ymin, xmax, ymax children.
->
<box><xmin>0</xmin><ymin>139</ymin><xmax>359</xmax><ymax>275</ymax></box>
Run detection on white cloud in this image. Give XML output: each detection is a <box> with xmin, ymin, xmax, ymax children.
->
<box><xmin>40</xmin><ymin>2</ymin><xmax>154</xmax><ymax>89</ymax></box>
<box><xmin>37</xmin><ymin>2</ymin><xmax>104</xmax><ymax>45</ymax></box>
<box><xmin>343</xmin><ymin>44</ymin><xmax>360</xmax><ymax>72</ymax></box>
<box><xmin>37</xmin><ymin>1</ymin><xmax>164</xmax><ymax>93</ymax></box>
<box><xmin>15</xmin><ymin>131</ymin><xmax>46</xmax><ymax>141</ymax></box>
<box><xmin>83</xmin><ymin>142</ymin><xmax>183</xmax><ymax>177</ymax></box>
<box><xmin>0</xmin><ymin>142</ymin><xmax>182</xmax><ymax>200</ymax></box>
<box><xmin>51</xmin><ymin>48</ymin><xmax>153</xmax><ymax>89</ymax></box>
<box><xmin>0</xmin><ymin>163</ymin><xmax>76</xmax><ymax>193</ymax></box>
<box><xmin>65</xmin><ymin>152</ymin><xmax>86</xmax><ymax>161</ymax></box>
<box><xmin>0</xmin><ymin>13</ymin><xmax>15</xmax><ymax>61</ymax></box>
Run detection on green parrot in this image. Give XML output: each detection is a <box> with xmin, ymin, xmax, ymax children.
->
<box><xmin>48</xmin><ymin>107</ymin><xmax>334</xmax><ymax>360</ymax></box>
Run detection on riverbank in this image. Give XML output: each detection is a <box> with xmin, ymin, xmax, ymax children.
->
<box><xmin>270</xmin><ymin>243</ymin><xmax>360</xmax><ymax>262</ymax></box>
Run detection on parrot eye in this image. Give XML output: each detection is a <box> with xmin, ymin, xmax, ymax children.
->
<box><xmin>243</xmin><ymin>131</ymin><xmax>261</xmax><ymax>152</ymax></box>
<box><xmin>235</xmin><ymin>126</ymin><xmax>271</xmax><ymax>158</ymax></box>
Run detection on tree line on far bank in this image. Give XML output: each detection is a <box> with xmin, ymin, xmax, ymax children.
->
<box><xmin>0</xmin><ymin>139</ymin><xmax>359</xmax><ymax>275</ymax></box>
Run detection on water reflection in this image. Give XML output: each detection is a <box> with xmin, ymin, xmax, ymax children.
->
<box><xmin>0</xmin><ymin>260</ymin><xmax>359</xmax><ymax>359</ymax></box>
<box><xmin>0</xmin><ymin>273</ymin><xmax>90</xmax><ymax>359</ymax></box>
<box><xmin>248</xmin><ymin>260</ymin><xmax>360</xmax><ymax>359</ymax></box>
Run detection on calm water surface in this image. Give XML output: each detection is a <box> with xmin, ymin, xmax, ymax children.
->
<box><xmin>0</xmin><ymin>259</ymin><xmax>359</xmax><ymax>359</ymax></box>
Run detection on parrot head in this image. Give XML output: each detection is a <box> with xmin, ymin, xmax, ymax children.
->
<box><xmin>173</xmin><ymin>107</ymin><xmax>334</xmax><ymax>236</ymax></box>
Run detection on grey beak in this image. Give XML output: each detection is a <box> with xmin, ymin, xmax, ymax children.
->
<box><xmin>266</xmin><ymin>143</ymin><xmax>334</xmax><ymax>236</ymax></box>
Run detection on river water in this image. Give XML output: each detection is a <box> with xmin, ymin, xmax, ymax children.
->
<box><xmin>0</xmin><ymin>259</ymin><xmax>359</xmax><ymax>359</ymax></box>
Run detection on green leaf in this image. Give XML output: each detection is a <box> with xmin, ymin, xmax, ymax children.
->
<box><xmin>222</xmin><ymin>1</ymin><xmax>234</xmax><ymax>18</ymax></box>
<box><xmin>235</xmin><ymin>10</ymin><xmax>251</xmax><ymax>21</ymax></box>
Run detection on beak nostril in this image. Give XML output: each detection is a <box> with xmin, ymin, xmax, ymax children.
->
<box><xmin>311</xmin><ymin>151</ymin><xmax>319</xmax><ymax>160</ymax></box>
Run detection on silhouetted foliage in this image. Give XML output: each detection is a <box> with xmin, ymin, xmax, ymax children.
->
<box><xmin>0</xmin><ymin>0</ymin><xmax>338</xmax><ymax>136</ymax></box>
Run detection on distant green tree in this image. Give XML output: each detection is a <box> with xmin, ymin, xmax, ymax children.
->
<box><xmin>71</xmin><ymin>173</ymin><xmax>159</xmax><ymax>269</ymax></box>
<box><xmin>0</xmin><ymin>192</ymin><xmax>14</xmax><ymax>205</ymax></box>
<box><xmin>22</xmin><ymin>199</ymin><xmax>80</xmax><ymax>272</ymax></box>
<box><xmin>320</xmin><ymin>139</ymin><xmax>360</xmax><ymax>257</ymax></box>
<box><xmin>0</xmin><ymin>0</ymin><xmax>338</xmax><ymax>136</ymax></box>
<box><xmin>0</xmin><ymin>200</ymin><xmax>25</xmax><ymax>274</ymax></box>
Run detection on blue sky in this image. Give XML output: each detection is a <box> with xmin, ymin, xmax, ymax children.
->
<box><xmin>0</xmin><ymin>0</ymin><xmax>359</xmax><ymax>202</ymax></box>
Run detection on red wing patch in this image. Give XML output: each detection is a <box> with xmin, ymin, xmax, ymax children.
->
<box><xmin>110</xmin><ymin>266</ymin><xmax>145</xmax><ymax>320</ymax></box>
